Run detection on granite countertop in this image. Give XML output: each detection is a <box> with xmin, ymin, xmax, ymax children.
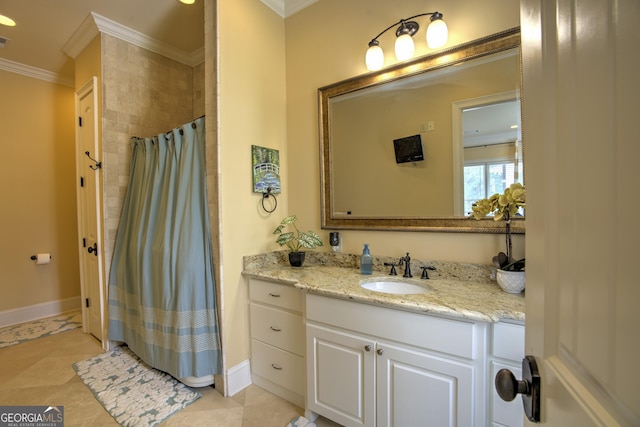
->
<box><xmin>242</xmin><ymin>251</ymin><xmax>525</xmax><ymax>323</ymax></box>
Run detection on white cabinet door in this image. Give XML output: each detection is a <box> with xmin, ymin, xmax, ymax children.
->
<box><xmin>307</xmin><ymin>323</ymin><xmax>376</xmax><ymax>427</ymax></box>
<box><xmin>377</xmin><ymin>341</ymin><xmax>474</xmax><ymax>427</ymax></box>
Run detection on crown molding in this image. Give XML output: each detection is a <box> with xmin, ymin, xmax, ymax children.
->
<box><xmin>261</xmin><ymin>0</ymin><xmax>285</xmax><ymax>17</ymax></box>
<box><xmin>261</xmin><ymin>0</ymin><xmax>317</xmax><ymax>18</ymax></box>
<box><xmin>63</xmin><ymin>12</ymin><xmax>204</xmax><ymax>67</ymax></box>
<box><xmin>0</xmin><ymin>57</ymin><xmax>74</xmax><ymax>87</ymax></box>
<box><xmin>61</xmin><ymin>13</ymin><xmax>99</xmax><ymax>60</ymax></box>
<box><xmin>285</xmin><ymin>0</ymin><xmax>318</xmax><ymax>17</ymax></box>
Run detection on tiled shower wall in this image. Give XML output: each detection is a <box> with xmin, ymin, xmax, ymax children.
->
<box><xmin>101</xmin><ymin>33</ymin><xmax>205</xmax><ymax>275</ymax></box>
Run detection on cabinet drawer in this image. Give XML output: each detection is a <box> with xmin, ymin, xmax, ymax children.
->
<box><xmin>251</xmin><ymin>339</ymin><xmax>305</xmax><ymax>395</ymax></box>
<box><xmin>250</xmin><ymin>303</ymin><xmax>304</xmax><ymax>355</ymax></box>
<box><xmin>249</xmin><ymin>279</ymin><xmax>302</xmax><ymax>312</ymax></box>
<box><xmin>492</xmin><ymin>322</ymin><xmax>524</xmax><ymax>361</ymax></box>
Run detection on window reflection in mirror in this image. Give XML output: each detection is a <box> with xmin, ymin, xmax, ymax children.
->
<box><xmin>460</xmin><ymin>98</ymin><xmax>523</xmax><ymax>216</ymax></box>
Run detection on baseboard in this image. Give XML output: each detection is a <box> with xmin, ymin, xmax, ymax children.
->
<box><xmin>226</xmin><ymin>359</ymin><xmax>252</xmax><ymax>397</ymax></box>
<box><xmin>0</xmin><ymin>297</ymin><xmax>81</xmax><ymax>328</ymax></box>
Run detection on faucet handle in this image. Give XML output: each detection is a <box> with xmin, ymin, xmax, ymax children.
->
<box><xmin>384</xmin><ymin>262</ymin><xmax>398</xmax><ymax>276</ymax></box>
<box><xmin>420</xmin><ymin>266</ymin><xmax>436</xmax><ymax>279</ymax></box>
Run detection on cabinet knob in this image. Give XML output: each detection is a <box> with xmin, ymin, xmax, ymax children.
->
<box><xmin>495</xmin><ymin>355</ymin><xmax>541</xmax><ymax>422</ymax></box>
<box><xmin>364</xmin><ymin>345</ymin><xmax>371</xmax><ymax>352</ymax></box>
<box><xmin>376</xmin><ymin>348</ymin><xmax>384</xmax><ymax>355</ymax></box>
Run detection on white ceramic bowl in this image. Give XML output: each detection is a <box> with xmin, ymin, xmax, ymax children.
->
<box><xmin>496</xmin><ymin>270</ymin><xmax>526</xmax><ymax>293</ymax></box>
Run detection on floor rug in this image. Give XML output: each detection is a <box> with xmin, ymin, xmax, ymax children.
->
<box><xmin>73</xmin><ymin>346</ymin><xmax>201</xmax><ymax>427</ymax></box>
<box><xmin>0</xmin><ymin>310</ymin><xmax>82</xmax><ymax>349</ymax></box>
<box><xmin>287</xmin><ymin>416</ymin><xmax>317</xmax><ymax>427</ymax></box>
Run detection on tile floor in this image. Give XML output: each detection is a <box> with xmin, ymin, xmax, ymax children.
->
<box><xmin>0</xmin><ymin>328</ymin><xmax>342</xmax><ymax>426</ymax></box>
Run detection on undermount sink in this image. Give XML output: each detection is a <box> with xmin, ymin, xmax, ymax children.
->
<box><xmin>360</xmin><ymin>280</ymin><xmax>432</xmax><ymax>295</ymax></box>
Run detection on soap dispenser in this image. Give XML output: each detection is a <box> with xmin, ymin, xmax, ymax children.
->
<box><xmin>360</xmin><ymin>243</ymin><xmax>373</xmax><ymax>275</ymax></box>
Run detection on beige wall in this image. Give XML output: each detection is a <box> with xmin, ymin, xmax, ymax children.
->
<box><xmin>0</xmin><ymin>70</ymin><xmax>79</xmax><ymax>312</ymax></box>
<box><xmin>285</xmin><ymin>0</ymin><xmax>523</xmax><ymax>263</ymax></box>
<box><xmin>217</xmin><ymin>0</ymin><xmax>288</xmax><ymax>368</ymax></box>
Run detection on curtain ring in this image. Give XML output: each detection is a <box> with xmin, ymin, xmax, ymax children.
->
<box><xmin>261</xmin><ymin>187</ymin><xmax>277</xmax><ymax>213</ymax></box>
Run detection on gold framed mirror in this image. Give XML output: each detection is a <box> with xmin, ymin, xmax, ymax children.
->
<box><xmin>319</xmin><ymin>27</ymin><xmax>524</xmax><ymax>233</ymax></box>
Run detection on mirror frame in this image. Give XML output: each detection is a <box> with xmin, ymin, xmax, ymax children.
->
<box><xmin>319</xmin><ymin>27</ymin><xmax>524</xmax><ymax>234</ymax></box>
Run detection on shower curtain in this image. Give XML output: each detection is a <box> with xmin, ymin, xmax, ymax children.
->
<box><xmin>107</xmin><ymin>116</ymin><xmax>222</xmax><ymax>380</ymax></box>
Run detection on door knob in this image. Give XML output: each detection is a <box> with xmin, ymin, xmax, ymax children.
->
<box><xmin>87</xmin><ymin>242</ymin><xmax>98</xmax><ymax>256</ymax></box>
<box><xmin>495</xmin><ymin>355</ymin><xmax>541</xmax><ymax>422</ymax></box>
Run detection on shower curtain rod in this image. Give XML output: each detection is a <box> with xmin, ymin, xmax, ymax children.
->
<box><xmin>132</xmin><ymin>115</ymin><xmax>205</xmax><ymax>140</ymax></box>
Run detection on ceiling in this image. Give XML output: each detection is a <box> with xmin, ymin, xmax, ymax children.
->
<box><xmin>0</xmin><ymin>0</ymin><xmax>315</xmax><ymax>84</ymax></box>
<box><xmin>0</xmin><ymin>0</ymin><xmax>207</xmax><ymax>82</ymax></box>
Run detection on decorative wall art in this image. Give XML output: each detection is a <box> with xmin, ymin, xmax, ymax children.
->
<box><xmin>252</xmin><ymin>145</ymin><xmax>281</xmax><ymax>194</ymax></box>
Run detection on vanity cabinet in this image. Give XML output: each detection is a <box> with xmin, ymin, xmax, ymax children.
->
<box><xmin>249</xmin><ymin>279</ymin><xmax>305</xmax><ymax>407</ymax></box>
<box><xmin>306</xmin><ymin>294</ymin><xmax>487</xmax><ymax>427</ymax></box>
<box><xmin>489</xmin><ymin>321</ymin><xmax>525</xmax><ymax>427</ymax></box>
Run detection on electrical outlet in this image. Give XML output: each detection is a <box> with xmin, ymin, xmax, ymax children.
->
<box><xmin>427</xmin><ymin>121</ymin><xmax>435</xmax><ymax>131</ymax></box>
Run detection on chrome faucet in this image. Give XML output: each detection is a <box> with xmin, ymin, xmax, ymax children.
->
<box><xmin>399</xmin><ymin>252</ymin><xmax>412</xmax><ymax>278</ymax></box>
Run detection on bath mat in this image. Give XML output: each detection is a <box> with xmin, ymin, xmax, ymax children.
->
<box><xmin>73</xmin><ymin>346</ymin><xmax>201</xmax><ymax>427</ymax></box>
<box><xmin>287</xmin><ymin>416</ymin><xmax>317</xmax><ymax>427</ymax></box>
<box><xmin>0</xmin><ymin>310</ymin><xmax>82</xmax><ymax>349</ymax></box>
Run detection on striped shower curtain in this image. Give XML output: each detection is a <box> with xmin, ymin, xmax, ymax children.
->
<box><xmin>107</xmin><ymin>116</ymin><xmax>222</xmax><ymax>380</ymax></box>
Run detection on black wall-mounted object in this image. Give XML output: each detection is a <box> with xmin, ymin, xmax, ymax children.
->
<box><xmin>393</xmin><ymin>134</ymin><xmax>424</xmax><ymax>164</ymax></box>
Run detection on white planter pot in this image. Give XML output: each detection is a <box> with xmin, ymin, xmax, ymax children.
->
<box><xmin>496</xmin><ymin>270</ymin><xmax>526</xmax><ymax>293</ymax></box>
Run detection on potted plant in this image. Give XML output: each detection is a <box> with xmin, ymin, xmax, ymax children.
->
<box><xmin>273</xmin><ymin>215</ymin><xmax>323</xmax><ymax>267</ymax></box>
<box><xmin>471</xmin><ymin>183</ymin><xmax>526</xmax><ymax>293</ymax></box>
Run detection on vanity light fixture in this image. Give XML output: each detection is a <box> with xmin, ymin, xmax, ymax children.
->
<box><xmin>0</xmin><ymin>14</ymin><xmax>16</xmax><ymax>27</ymax></box>
<box><xmin>365</xmin><ymin>11</ymin><xmax>448</xmax><ymax>71</ymax></box>
<box><xmin>179</xmin><ymin>0</ymin><xmax>196</xmax><ymax>4</ymax></box>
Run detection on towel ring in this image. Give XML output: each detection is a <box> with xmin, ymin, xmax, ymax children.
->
<box><xmin>261</xmin><ymin>187</ymin><xmax>278</xmax><ymax>213</ymax></box>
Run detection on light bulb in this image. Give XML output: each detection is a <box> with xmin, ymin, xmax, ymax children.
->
<box><xmin>365</xmin><ymin>44</ymin><xmax>384</xmax><ymax>71</ymax></box>
<box><xmin>0</xmin><ymin>14</ymin><xmax>16</xmax><ymax>26</ymax></box>
<box><xmin>426</xmin><ymin>18</ymin><xmax>448</xmax><ymax>48</ymax></box>
<box><xmin>395</xmin><ymin>33</ymin><xmax>415</xmax><ymax>61</ymax></box>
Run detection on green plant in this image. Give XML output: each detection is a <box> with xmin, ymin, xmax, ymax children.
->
<box><xmin>472</xmin><ymin>183</ymin><xmax>526</xmax><ymax>271</ymax></box>
<box><xmin>273</xmin><ymin>215</ymin><xmax>323</xmax><ymax>252</ymax></box>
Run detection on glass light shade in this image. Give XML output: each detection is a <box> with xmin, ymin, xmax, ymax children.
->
<box><xmin>365</xmin><ymin>45</ymin><xmax>384</xmax><ymax>71</ymax></box>
<box><xmin>426</xmin><ymin>19</ymin><xmax>448</xmax><ymax>48</ymax></box>
<box><xmin>395</xmin><ymin>34</ymin><xmax>415</xmax><ymax>61</ymax></box>
<box><xmin>0</xmin><ymin>14</ymin><xmax>16</xmax><ymax>26</ymax></box>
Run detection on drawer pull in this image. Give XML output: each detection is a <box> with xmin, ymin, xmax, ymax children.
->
<box><xmin>270</xmin><ymin>326</ymin><xmax>282</xmax><ymax>332</ymax></box>
<box><xmin>268</xmin><ymin>293</ymin><xmax>281</xmax><ymax>297</ymax></box>
<box><xmin>271</xmin><ymin>363</ymin><xmax>283</xmax><ymax>370</ymax></box>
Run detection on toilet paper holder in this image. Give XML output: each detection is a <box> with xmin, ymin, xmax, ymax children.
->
<box><xmin>30</xmin><ymin>254</ymin><xmax>52</xmax><ymax>261</ymax></box>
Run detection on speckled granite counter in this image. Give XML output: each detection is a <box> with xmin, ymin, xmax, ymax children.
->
<box><xmin>242</xmin><ymin>251</ymin><xmax>524</xmax><ymax>323</ymax></box>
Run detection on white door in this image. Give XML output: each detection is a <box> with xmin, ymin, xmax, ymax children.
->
<box><xmin>76</xmin><ymin>78</ymin><xmax>104</xmax><ymax>342</ymax></box>
<box><xmin>520</xmin><ymin>0</ymin><xmax>639</xmax><ymax>425</ymax></box>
